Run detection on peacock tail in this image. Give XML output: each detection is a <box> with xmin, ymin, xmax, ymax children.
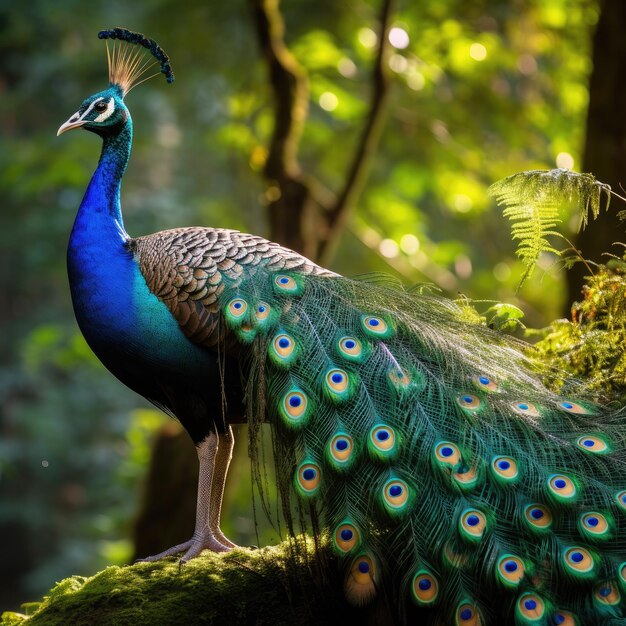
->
<box><xmin>135</xmin><ymin>226</ymin><xmax>626</xmax><ymax>625</ymax></box>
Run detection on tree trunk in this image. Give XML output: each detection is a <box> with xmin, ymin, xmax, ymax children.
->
<box><xmin>566</xmin><ymin>0</ymin><xmax>626</xmax><ymax>310</ymax></box>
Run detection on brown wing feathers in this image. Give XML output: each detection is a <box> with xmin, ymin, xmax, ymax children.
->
<box><xmin>131</xmin><ymin>227</ymin><xmax>330</xmax><ymax>349</ymax></box>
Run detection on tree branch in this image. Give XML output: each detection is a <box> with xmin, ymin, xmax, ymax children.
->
<box><xmin>249</xmin><ymin>0</ymin><xmax>318</xmax><ymax>258</ymax></box>
<box><xmin>249</xmin><ymin>0</ymin><xmax>307</xmax><ymax>179</ymax></box>
<box><xmin>317</xmin><ymin>0</ymin><xmax>395</xmax><ymax>264</ymax></box>
<box><xmin>250</xmin><ymin>0</ymin><xmax>395</xmax><ymax>262</ymax></box>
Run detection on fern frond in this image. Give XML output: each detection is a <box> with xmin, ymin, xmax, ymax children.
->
<box><xmin>488</xmin><ymin>168</ymin><xmax>611</xmax><ymax>284</ymax></box>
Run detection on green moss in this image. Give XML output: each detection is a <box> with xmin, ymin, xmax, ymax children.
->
<box><xmin>1</xmin><ymin>613</ymin><xmax>27</xmax><ymax>626</ymax></box>
<box><xmin>1</xmin><ymin>541</ymin><xmax>374</xmax><ymax>626</ymax></box>
<box><xmin>532</xmin><ymin>254</ymin><xmax>626</xmax><ymax>402</ymax></box>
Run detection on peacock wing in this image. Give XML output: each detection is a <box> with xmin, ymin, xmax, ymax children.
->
<box><xmin>131</xmin><ymin>226</ymin><xmax>333</xmax><ymax>349</ymax></box>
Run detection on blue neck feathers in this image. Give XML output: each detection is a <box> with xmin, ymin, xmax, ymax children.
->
<box><xmin>67</xmin><ymin>117</ymin><xmax>135</xmax><ymax>345</ymax></box>
<box><xmin>79</xmin><ymin>121</ymin><xmax>133</xmax><ymax>234</ymax></box>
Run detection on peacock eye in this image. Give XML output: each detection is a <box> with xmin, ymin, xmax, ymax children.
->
<box><xmin>94</xmin><ymin>101</ymin><xmax>107</xmax><ymax>112</ymax></box>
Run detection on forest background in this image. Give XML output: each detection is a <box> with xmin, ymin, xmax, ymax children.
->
<box><xmin>1</xmin><ymin>0</ymin><xmax>624</xmax><ymax>611</ymax></box>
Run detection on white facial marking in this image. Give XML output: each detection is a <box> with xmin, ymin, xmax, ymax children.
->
<box><xmin>77</xmin><ymin>97</ymin><xmax>104</xmax><ymax>122</ymax></box>
<box><xmin>76</xmin><ymin>96</ymin><xmax>115</xmax><ymax>124</ymax></box>
<box><xmin>94</xmin><ymin>98</ymin><xmax>115</xmax><ymax>123</ymax></box>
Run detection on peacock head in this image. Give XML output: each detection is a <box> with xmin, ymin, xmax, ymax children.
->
<box><xmin>57</xmin><ymin>87</ymin><xmax>129</xmax><ymax>137</ymax></box>
<box><xmin>57</xmin><ymin>28</ymin><xmax>173</xmax><ymax>138</ymax></box>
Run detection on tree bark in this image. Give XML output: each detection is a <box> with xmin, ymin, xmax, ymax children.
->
<box><xmin>566</xmin><ymin>0</ymin><xmax>626</xmax><ymax>311</ymax></box>
<box><xmin>250</xmin><ymin>0</ymin><xmax>394</xmax><ymax>260</ymax></box>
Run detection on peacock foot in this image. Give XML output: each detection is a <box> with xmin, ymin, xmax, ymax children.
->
<box><xmin>212</xmin><ymin>528</ymin><xmax>238</xmax><ymax>550</ymax></box>
<box><xmin>136</xmin><ymin>527</ymin><xmax>237</xmax><ymax>564</ymax></box>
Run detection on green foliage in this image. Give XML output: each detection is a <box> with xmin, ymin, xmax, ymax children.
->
<box><xmin>489</xmin><ymin>168</ymin><xmax>612</xmax><ymax>284</ymax></box>
<box><xmin>532</xmin><ymin>252</ymin><xmax>626</xmax><ymax>402</ymax></box>
<box><xmin>483</xmin><ymin>302</ymin><xmax>526</xmax><ymax>334</ymax></box>
<box><xmin>0</xmin><ymin>325</ymin><xmax>165</xmax><ymax>604</ymax></box>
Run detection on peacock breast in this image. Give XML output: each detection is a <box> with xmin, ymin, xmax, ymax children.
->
<box><xmin>67</xmin><ymin>219</ymin><xmax>212</xmax><ymax>378</ymax></box>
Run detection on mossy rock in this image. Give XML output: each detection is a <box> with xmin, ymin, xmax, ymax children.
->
<box><xmin>1</xmin><ymin>541</ymin><xmax>384</xmax><ymax>626</ymax></box>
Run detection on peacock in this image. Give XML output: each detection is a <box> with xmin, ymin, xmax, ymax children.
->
<box><xmin>57</xmin><ymin>28</ymin><xmax>626</xmax><ymax>625</ymax></box>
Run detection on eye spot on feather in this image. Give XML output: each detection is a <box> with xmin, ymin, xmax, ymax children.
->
<box><xmin>295</xmin><ymin>462</ymin><xmax>320</xmax><ymax>496</ymax></box>
<box><xmin>326</xmin><ymin>368</ymin><xmax>349</xmax><ymax>393</ymax></box>
<box><xmin>324</xmin><ymin>367</ymin><xmax>355</xmax><ymax>402</ymax></box>
<box><xmin>523</xmin><ymin>504</ymin><xmax>553</xmax><ymax>532</ymax></box>
<box><xmin>496</xmin><ymin>555</ymin><xmax>525</xmax><ymax>587</ymax></box>
<box><xmin>345</xmin><ymin>554</ymin><xmax>377</xmax><ymax>606</ymax></box>
<box><xmin>255</xmin><ymin>302</ymin><xmax>271</xmax><ymax>321</ymax></box>
<box><xmin>594</xmin><ymin>582</ymin><xmax>620</xmax><ymax>606</ymax></box>
<box><xmin>443</xmin><ymin>539</ymin><xmax>469</xmax><ymax>569</ymax></box>
<box><xmin>491</xmin><ymin>456</ymin><xmax>519</xmax><ymax>483</ymax></box>
<box><xmin>411</xmin><ymin>571</ymin><xmax>439</xmax><ymax>606</ymax></box>
<box><xmin>337</xmin><ymin>336</ymin><xmax>364</xmax><ymax>360</ymax></box>
<box><xmin>615</xmin><ymin>490</ymin><xmax>626</xmax><ymax>512</ymax></box>
<box><xmin>227</xmin><ymin>298</ymin><xmax>248</xmax><ymax>319</ymax></box>
<box><xmin>382</xmin><ymin>479</ymin><xmax>410</xmax><ymax>512</ymax></box>
<box><xmin>459</xmin><ymin>509</ymin><xmax>487</xmax><ymax>542</ymax></box>
<box><xmin>328</xmin><ymin>433</ymin><xmax>354</xmax><ymax>466</ymax></box>
<box><xmin>579</xmin><ymin>512</ymin><xmax>610</xmax><ymax>540</ymax></box>
<box><xmin>435</xmin><ymin>441</ymin><xmax>461</xmax><ymax>467</ymax></box>
<box><xmin>559</xmin><ymin>400</ymin><xmax>589</xmax><ymax>415</ymax></box>
<box><xmin>456</xmin><ymin>602</ymin><xmax>481</xmax><ymax>625</ymax></box>
<box><xmin>388</xmin><ymin>368</ymin><xmax>412</xmax><ymax>388</ymax></box>
<box><xmin>516</xmin><ymin>593</ymin><xmax>545</xmax><ymax>621</ymax></box>
<box><xmin>453</xmin><ymin>465</ymin><xmax>479</xmax><ymax>490</ymax></box>
<box><xmin>279</xmin><ymin>389</ymin><xmax>310</xmax><ymax>427</ymax></box>
<box><xmin>333</xmin><ymin>522</ymin><xmax>360</xmax><ymax>553</ymax></box>
<box><xmin>563</xmin><ymin>547</ymin><xmax>595</xmax><ymax>576</ymax></box>
<box><xmin>473</xmin><ymin>375</ymin><xmax>498</xmax><ymax>392</ymax></box>
<box><xmin>551</xmin><ymin>611</ymin><xmax>576</xmax><ymax>626</ymax></box>
<box><xmin>511</xmin><ymin>402</ymin><xmax>540</xmax><ymax>418</ymax></box>
<box><xmin>368</xmin><ymin>424</ymin><xmax>396</xmax><ymax>458</ymax></box>
<box><xmin>273</xmin><ymin>274</ymin><xmax>302</xmax><ymax>295</ymax></box>
<box><xmin>269</xmin><ymin>333</ymin><xmax>298</xmax><ymax>366</ymax></box>
<box><xmin>457</xmin><ymin>394</ymin><xmax>481</xmax><ymax>411</ymax></box>
<box><xmin>361</xmin><ymin>315</ymin><xmax>393</xmax><ymax>338</ymax></box>
<box><xmin>576</xmin><ymin>435</ymin><xmax>609</xmax><ymax>454</ymax></box>
<box><xmin>547</xmin><ymin>474</ymin><xmax>578</xmax><ymax>502</ymax></box>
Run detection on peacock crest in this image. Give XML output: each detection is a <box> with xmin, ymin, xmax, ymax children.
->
<box><xmin>98</xmin><ymin>27</ymin><xmax>174</xmax><ymax>96</ymax></box>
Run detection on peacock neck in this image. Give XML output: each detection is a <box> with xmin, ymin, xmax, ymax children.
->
<box><xmin>67</xmin><ymin>117</ymin><xmax>136</xmax><ymax>347</ymax></box>
<box><xmin>68</xmin><ymin>118</ymin><xmax>135</xmax><ymax>326</ymax></box>
<box><xmin>77</xmin><ymin>120</ymin><xmax>133</xmax><ymax>235</ymax></box>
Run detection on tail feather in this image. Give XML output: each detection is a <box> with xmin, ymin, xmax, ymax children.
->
<box><xmin>220</xmin><ymin>266</ymin><xmax>626</xmax><ymax>623</ymax></box>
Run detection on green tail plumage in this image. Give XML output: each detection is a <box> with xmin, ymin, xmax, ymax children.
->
<box><xmin>215</xmin><ymin>260</ymin><xmax>626</xmax><ymax>624</ymax></box>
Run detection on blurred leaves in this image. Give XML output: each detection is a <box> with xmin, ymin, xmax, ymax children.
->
<box><xmin>0</xmin><ymin>325</ymin><xmax>165</xmax><ymax>598</ymax></box>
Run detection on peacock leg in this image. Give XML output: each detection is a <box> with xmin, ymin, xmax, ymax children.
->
<box><xmin>208</xmin><ymin>426</ymin><xmax>238</xmax><ymax>549</ymax></box>
<box><xmin>136</xmin><ymin>431</ymin><xmax>232</xmax><ymax>563</ymax></box>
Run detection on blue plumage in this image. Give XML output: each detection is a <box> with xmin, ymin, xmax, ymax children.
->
<box><xmin>66</xmin><ymin>98</ymin><xmax>214</xmax><ymax>388</ymax></box>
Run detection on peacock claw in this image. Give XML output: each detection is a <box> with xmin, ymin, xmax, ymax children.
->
<box><xmin>136</xmin><ymin>527</ymin><xmax>238</xmax><ymax>564</ymax></box>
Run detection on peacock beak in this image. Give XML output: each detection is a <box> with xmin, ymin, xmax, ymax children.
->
<box><xmin>57</xmin><ymin>112</ymin><xmax>86</xmax><ymax>136</ymax></box>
